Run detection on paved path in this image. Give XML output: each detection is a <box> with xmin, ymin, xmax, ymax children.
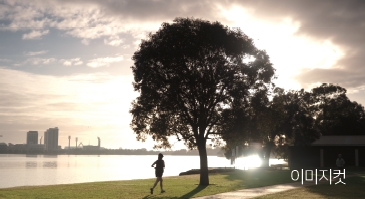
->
<box><xmin>193</xmin><ymin>176</ymin><xmax>352</xmax><ymax>199</ymax></box>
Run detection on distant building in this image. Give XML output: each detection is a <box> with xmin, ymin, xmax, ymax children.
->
<box><xmin>14</xmin><ymin>144</ymin><xmax>27</xmax><ymax>153</ymax></box>
<box><xmin>44</xmin><ymin>127</ymin><xmax>59</xmax><ymax>152</ymax></box>
<box><xmin>288</xmin><ymin>136</ymin><xmax>365</xmax><ymax>168</ymax></box>
<box><xmin>83</xmin><ymin>145</ymin><xmax>100</xmax><ymax>151</ymax></box>
<box><xmin>27</xmin><ymin>131</ymin><xmax>38</xmax><ymax>145</ymax></box>
<box><xmin>0</xmin><ymin>143</ymin><xmax>7</xmax><ymax>153</ymax></box>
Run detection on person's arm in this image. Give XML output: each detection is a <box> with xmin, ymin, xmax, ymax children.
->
<box><xmin>151</xmin><ymin>160</ymin><xmax>157</xmax><ymax>167</ymax></box>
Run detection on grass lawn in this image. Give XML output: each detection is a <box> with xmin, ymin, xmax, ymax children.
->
<box><xmin>1</xmin><ymin>168</ymin><xmax>364</xmax><ymax>199</ymax></box>
<box><xmin>253</xmin><ymin>175</ymin><xmax>365</xmax><ymax>199</ymax></box>
<box><xmin>0</xmin><ymin>169</ymin><xmax>295</xmax><ymax>199</ymax></box>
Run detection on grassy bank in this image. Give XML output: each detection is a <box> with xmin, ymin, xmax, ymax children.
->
<box><xmin>1</xmin><ymin>168</ymin><xmax>364</xmax><ymax>199</ymax></box>
<box><xmin>0</xmin><ymin>169</ymin><xmax>294</xmax><ymax>199</ymax></box>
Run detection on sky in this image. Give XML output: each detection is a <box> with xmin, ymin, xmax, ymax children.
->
<box><xmin>0</xmin><ymin>0</ymin><xmax>364</xmax><ymax>150</ymax></box>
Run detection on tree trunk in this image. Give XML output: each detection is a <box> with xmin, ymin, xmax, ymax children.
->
<box><xmin>197</xmin><ymin>137</ymin><xmax>209</xmax><ymax>185</ymax></box>
<box><xmin>262</xmin><ymin>141</ymin><xmax>274</xmax><ymax>167</ymax></box>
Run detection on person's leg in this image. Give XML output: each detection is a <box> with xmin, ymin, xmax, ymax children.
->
<box><xmin>152</xmin><ymin>177</ymin><xmax>160</xmax><ymax>189</ymax></box>
<box><xmin>151</xmin><ymin>177</ymin><xmax>161</xmax><ymax>194</ymax></box>
<box><xmin>160</xmin><ymin>177</ymin><xmax>163</xmax><ymax>191</ymax></box>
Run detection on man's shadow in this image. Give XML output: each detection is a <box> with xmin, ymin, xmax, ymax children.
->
<box><xmin>179</xmin><ymin>185</ymin><xmax>208</xmax><ymax>199</ymax></box>
<box><xmin>142</xmin><ymin>185</ymin><xmax>209</xmax><ymax>199</ymax></box>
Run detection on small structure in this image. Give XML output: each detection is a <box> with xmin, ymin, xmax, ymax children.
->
<box><xmin>288</xmin><ymin>136</ymin><xmax>365</xmax><ymax>169</ymax></box>
<box><xmin>82</xmin><ymin>137</ymin><xmax>101</xmax><ymax>151</ymax></box>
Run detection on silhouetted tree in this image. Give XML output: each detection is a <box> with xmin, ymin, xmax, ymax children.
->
<box><xmin>222</xmin><ymin>87</ymin><xmax>320</xmax><ymax>164</ymax></box>
<box><xmin>130</xmin><ymin>17</ymin><xmax>275</xmax><ymax>185</ymax></box>
<box><xmin>273</xmin><ymin>88</ymin><xmax>320</xmax><ymax>146</ymax></box>
<box><xmin>223</xmin><ymin>84</ymin><xmax>365</xmax><ymax>164</ymax></box>
<box><xmin>311</xmin><ymin>84</ymin><xmax>365</xmax><ymax>135</ymax></box>
<box><xmin>258</xmin><ymin>88</ymin><xmax>320</xmax><ymax>161</ymax></box>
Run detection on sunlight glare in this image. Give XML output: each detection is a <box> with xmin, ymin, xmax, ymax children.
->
<box><xmin>219</xmin><ymin>5</ymin><xmax>345</xmax><ymax>92</ymax></box>
<box><xmin>236</xmin><ymin>155</ymin><xmax>262</xmax><ymax>169</ymax></box>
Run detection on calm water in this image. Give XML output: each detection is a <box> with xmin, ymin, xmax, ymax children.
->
<box><xmin>0</xmin><ymin>154</ymin><xmax>233</xmax><ymax>188</ymax></box>
<box><xmin>0</xmin><ymin>154</ymin><xmax>285</xmax><ymax>189</ymax></box>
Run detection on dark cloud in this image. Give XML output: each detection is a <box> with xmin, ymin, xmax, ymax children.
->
<box><xmin>66</xmin><ymin>0</ymin><xmax>222</xmax><ymax>22</ymax></box>
<box><xmin>295</xmin><ymin>68</ymin><xmax>363</xmax><ymax>89</ymax></box>
<box><xmin>223</xmin><ymin>0</ymin><xmax>365</xmax><ymax>91</ymax></box>
<box><xmin>64</xmin><ymin>0</ymin><xmax>365</xmax><ymax>90</ymax></box>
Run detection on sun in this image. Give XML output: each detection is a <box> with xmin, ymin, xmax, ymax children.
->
<box><xmin>219</xmin><ymin>5</ymin><xmax>345</xmax><ymax>92</ymax></box>
<box><xmin>236</xmin><ymin>155</ymin><xmax>262</xmax><ymax>169</ymax></box>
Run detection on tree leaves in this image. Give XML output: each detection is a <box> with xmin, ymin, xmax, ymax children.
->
<box><xmin>130</xmin><ymin>17</ymin><xmax>275</xmax><ymax>150</ymax></box>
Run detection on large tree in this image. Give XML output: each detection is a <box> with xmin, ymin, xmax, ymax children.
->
<box><xmin>271</xmin><ymin>88</ymin><xmax>320</xmax><ymax>146</ymax></box>
<box><xmin>311</xmin><ymin>84</ymin><xmax>365</xmax><ymax>135</ymax></box>
<box><xmin>222</xmin><ymin>87</ymin><xmax>320</xmax><ymax>163</ymax></box>
<box><xmin>130</xmin><ymin>17</ymin><xmax>275</xmax><ymax>185</ymax></box>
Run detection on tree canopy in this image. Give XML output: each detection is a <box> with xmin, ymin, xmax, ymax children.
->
<box><xmin>130</xmin><ymin>17</ymin><xmax>275</xmax><ymax>185</ymax></box>
<box><xmin>221</xmin><ymin>87</ymin><xmax>320</xmax><ymax>162</ymax></box>
<box><xmin>312</xmin><ymin>84</ymin><xmax>365</xmax><ymax>135</ymax></box>
<box><xmin>222</xmin><ymin>84</ymin><xmax>365</xmax><ymax>162</ymax></box>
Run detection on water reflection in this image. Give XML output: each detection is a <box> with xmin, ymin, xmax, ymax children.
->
<box><xmin>44</xmin><ymin>155</ymin><xmax>58</xmax><ymax>158</ymax></box>
<box><xmin>25</xmin><ymin>155</ymin><xmax>38</xmax><ymax>169</ymax></box>
<box><xmin>43</xmin><ymin>161</ymin><xmax>57</xmax><ymax>168</ymax></box>
<box><xmin>25</xmin><ymin>161</ymin><xmax>37</xmax><ymax>168</ymax></box>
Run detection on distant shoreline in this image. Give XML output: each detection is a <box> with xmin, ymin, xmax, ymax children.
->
<box><xmin>1</xmin><ymin>153</ymin><xmax>222</xmax><ymax>156</ymax></box>
<box><xmin>0</xmin><ymin>147</ymin><xmax>225</xmax><ymax>156</ymax></box>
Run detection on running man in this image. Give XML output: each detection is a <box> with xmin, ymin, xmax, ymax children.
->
<box><xmin>150</xmin><ymin>153</ymin><xmax>165</xmax><ymax>194</ymax></box>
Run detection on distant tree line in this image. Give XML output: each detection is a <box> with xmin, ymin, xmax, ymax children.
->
<box><xmin>221</xmin><ymin>84</ymin><xmax>365</xmax><ymax>163</ymax></box>
<box><xmin>0</xmin><ymin>147</ymin><xmax>222</xmax><ymax>156</ymax></box>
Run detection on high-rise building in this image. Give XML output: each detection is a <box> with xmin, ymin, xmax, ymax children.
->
<box><xmin>44</xmin><ymin>127</ymin><xmax>59</xmax><ymax>151</ymax></box>
<box><xmin>26</xmin><ymin>131</ymin><xmax>38</xmax><ymax>145</ymax></box>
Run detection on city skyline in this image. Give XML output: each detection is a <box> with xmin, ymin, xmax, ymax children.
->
<box><xmin>1</xmin><ymin>0</ymin><xmax>365</xmax><ymax>150</ymax></box>
<box><xmin>6</xmin><ymin>127</ymin><xmax>102</xmax><ymax>149</ymax></box>
<box><xmin>4</xmin><ymin>127</ymin><xmax>222</xmax><ymax>152</ymax></box>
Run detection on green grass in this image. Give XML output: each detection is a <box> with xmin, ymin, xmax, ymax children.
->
<box><xmin>253</xmin><ymin>175</ymin><xmax>365</xmax><ymax>199</ymax></box>
<box><xmin>1</xmin><ymin>169</ymin><xmax>364</xmax><ymax>199</ymax></box>
<box><xmin>0</xmin><ymin>169</ymin><xmax>295</xmax><ymax>199</ymax></box>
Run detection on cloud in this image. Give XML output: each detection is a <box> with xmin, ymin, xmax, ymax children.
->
<box><xmin>67</xmin><ymin>72</ymin><xmax>116</xmax><ymax>83</ymax></box>
<box><xmin>14</xmin><ymin>57</ymin><xmax>82</xmax><ymax>67</ymax></box>
<box><xmin>1</xmin><ymin>0</ymin><xmax>365</xmax><ymax>146</ymax></box>
<box><xmin>18</xmin><ymin>57</ymin><xmax>56</xmax><ymax>65</ymax></box>
<box><xmin>0</xmin><ymin>67</ymin><xmax>138</xmax><ymax>148</ymax></box>
<box><xmin>0</xmin><ymin>59</ymin><xmax>12</xmax><ymax>62</ymax></box>
<box><xmin>2</xmin><ymin>1</ymin><xmax>364</xmax><ymax>85</ymax></box>
<box><xmin>81</xmin><ymin>39</ymin><xmax>90</xmax><ymax>45</ymax></box>
<box><xmin>86</xmin><ymin>55</ymin><xmax>124</xmax><ymax>68</ymax></box>
<box><xmin>229</xmin><ymin>0</ymin><xmax>365</xmax><ymax>83</ymax></box>
<box><xmin>22</xmin><ymin>30</ymin><xmax>49</xmax><ymax>39</ymax></box>
<box><xmin>59</xmin><ymin>58</ymin><xmax>83</xmax><ymax>66</ymax></box>
<box><xmin>295</xmin><ymin>66</ymin><xmax>365</xmax><ymax>94</ymax></box>
<box><xmin>0</xmin><ymin>0</ymin><xmax>223</xmax><ymax>44</ymax></box>
<box><xmin>24</xmin><ymin>50</ymin><xmax>48</xmax><ymax>56</ymax></box>
<box><xmin>103</xmin><ymin>35</ymin><xmax>124</xmax><ymax>46</ymax></box>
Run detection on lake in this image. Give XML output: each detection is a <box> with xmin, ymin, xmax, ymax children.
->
<box><xmin>0</xmin><ymin>154</ymin><xmax>285</xmax><ymax>189</ymax></box>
